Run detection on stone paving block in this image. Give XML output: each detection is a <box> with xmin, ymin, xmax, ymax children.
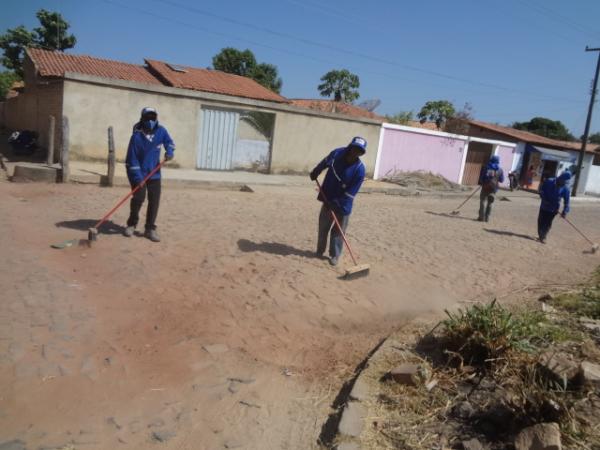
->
<box><xmin>339</xmin><ymin>402</ymin><xmax>366</xmax><ymax>438</ymax></box>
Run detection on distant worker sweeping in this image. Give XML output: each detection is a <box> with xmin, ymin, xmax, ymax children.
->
<box><xmin>478</xmin><ymin>155</ymin><xmax>504</xmax><ymax>222</ymax></box>
<box><xmin>124</xmin><ymin>107</ymin><xmax>175</xmax><ymax>242</ymax></box>
<box><xmin>537</xmin><ymin>171</ymin><xmax>571</xmax><ymax>244</ymax></box>
<box><xmin>310</xmin><ymin>137</ymin><xmax>367</xmax><ymax>268</ymax></box>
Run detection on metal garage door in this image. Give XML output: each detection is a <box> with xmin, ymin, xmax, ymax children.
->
<box><xmin>197</xmin><ymin>109</ymin><xmax>239</xmax><ymax>170</ymax></box>
<box><xmin>462</xmin><ymin>141</ymin><xmax>493</xmax><ymax>185</ymax></box>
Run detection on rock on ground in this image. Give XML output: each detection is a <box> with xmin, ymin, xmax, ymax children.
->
<box><xmin>462</xmin><ymin>438</ymin><xmax>486</xmax><ymax>450</ymax></box>
<box><xmin>514</xmin><ymin>422</ymin><xmax>561</xmax><ymax>450</ymax></box>
<box><xmin>580</xmin><ymin>361</ymin><xmax>600</xmax><ymax>388</ymax></box>
<box><xmin>339</xmin><ymin>402</ymin><xmax>366</xmax><ymax>438</ymax></box>
<box><xmin>388</xmin><ymin>363</ymin><xmax>430</xmax><ymax>386</ymax></box>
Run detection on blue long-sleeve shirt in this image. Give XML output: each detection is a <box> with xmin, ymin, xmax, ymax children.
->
<box><xmin>539</xmin><ymin>177</ymin><xmax>570</xmax><ymax>214</ymax></box>
<box><xmin>313</xmin><ymin>148</ymin><xmax>365</xmax><ymax>215</ymax></box>
<box><xmin>126</xmin><ymin>124</ymin><xmax>175</xmax><ymax>184</ymax></box>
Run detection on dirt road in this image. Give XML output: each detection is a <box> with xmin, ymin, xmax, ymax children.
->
<box><xmin>0</xmin><ymin>177</ymin><xmax>598</xmax><ymax>449</ymax></box>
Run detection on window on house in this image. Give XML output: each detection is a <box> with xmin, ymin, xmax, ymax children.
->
<box><xmin>593</xmin><ymin>153</ymin><xmax>600</xmax><ymax>166</ymax></box>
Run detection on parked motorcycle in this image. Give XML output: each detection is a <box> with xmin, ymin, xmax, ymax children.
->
<box><xmin>8</xmin><ymin>130</ymin><xmax>38</xmax><ymax>155</ymax></box>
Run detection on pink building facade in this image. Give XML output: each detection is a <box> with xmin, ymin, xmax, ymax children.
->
<box><xmin>374</xmin><ymin>124</ymin><xmax>516</xmax><ymax>186</ymax></box>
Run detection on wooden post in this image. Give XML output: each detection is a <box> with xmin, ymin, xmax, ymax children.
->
<box><xmin>107</xmin><ymin>126</ymin><xmax>115</xmax><ymax>187</ymax></box>
<box><xmin>60</xmin><ymin>116</ymin><xmax>70</xmax><ymax>183</ymax></box>
<box><xmin>47</xmin><ymin>115</ymin><xmax>55</xmax><ymax>165</ymax></box>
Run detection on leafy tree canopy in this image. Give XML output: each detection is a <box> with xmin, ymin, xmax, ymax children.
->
<box><xmin>417</xmin><ymin>100</ymin><xmax>456</xmax><ymax>129</ymax></box>
<box><xmin>512</xmin><ymin>117</ymin><xmax>575</xmax><ymax>141</ymax></box>
<box><xmin>583</xmin><ymin>132</ymin><xmax>600</xmax><ymax>145</ymax></box>
<box><xmin>385</xmin><ymin>111</ymin><xmax>414</xmax><ymax>125</ymax></box>
<box><xmin>0</xmin><ymin>70</ymin><xmax>19</xmax><ymax>99</ymax></box>
<box><xmin>0</xmin><ymin>9</ymin><xmax>76</xmax><ymax>77</ymax></box>
<box><xmin>318</xmin><ymin>69</ymin><xmax>360</xmax><ymax>103</ymax></box>
<box><xmin>212</xmin><ymin>47</ymin><xmax>282</xmax><ymax>93</ymax></box>
<box><xmin>444</xmin><ymin>102</ymin><xmax>474</xmax><ymax>134</ymax></box>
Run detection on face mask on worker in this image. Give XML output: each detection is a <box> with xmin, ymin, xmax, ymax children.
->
<box><xmin>144</xmin><ymin>119</ymin><xmax>157</xmax><ymax>130</ymax></box>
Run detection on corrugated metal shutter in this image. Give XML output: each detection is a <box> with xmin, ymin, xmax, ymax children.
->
<box><xmin>197</xmin><ymin>109</ymin><xmax>239</xmax><ymax>170</ymax></box>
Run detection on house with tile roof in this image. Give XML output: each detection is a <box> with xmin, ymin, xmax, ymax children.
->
<box><xmin>373</xmin><ymin>118</ymin><xmax>600</xmax><ymax>196</ymax></box>
<box><xmin>467</xmin><ymin>120</ymin><xmax>600</xmax><ymax>194</ymax></box>
<box><xmin>0</xmin><ymin>48</ymin><xmax>382</xmax><ymax>175</ymax></box>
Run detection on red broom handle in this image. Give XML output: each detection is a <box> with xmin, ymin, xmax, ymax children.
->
<box><xmin>315</xmin><ymin>180</ymin><xmax>359</xmax><ymax>265</ymax></box>
<box><xmin>93</xmin><ymin>160</ymin><xmax>165</xmax><ymax>230</ymax></box>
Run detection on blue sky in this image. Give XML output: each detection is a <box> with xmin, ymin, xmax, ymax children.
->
<box><xmin>2</xmin><ymin>0</ymin><xmax>600</xmax><ymax>136</ymax></box>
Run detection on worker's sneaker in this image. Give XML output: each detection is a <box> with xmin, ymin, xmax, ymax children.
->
<box><xmin>144</xmin><ymin>229</ymin><xmax>161</xmax><ymax>242</ymax></box>
<box><xmin>123</xmin><ymin>226</ymin><xmax>135</xmax><ymax>237</ymax></box>
<box><xmin>329</xmin><ymin>256</ymin><xmax>338</xmax><ymax>266</ymax></box>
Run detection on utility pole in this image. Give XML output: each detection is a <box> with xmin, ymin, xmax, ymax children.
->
<box><xmin>573</xmin><ymin>46</ymin><xmax>600</xmax><ymax>196</ymax></box>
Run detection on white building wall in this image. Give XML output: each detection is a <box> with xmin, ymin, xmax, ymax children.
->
<box><xmin>586</xmin><ymin>165</ymin><xmax>600</xmax><ymax>195</ymax></box>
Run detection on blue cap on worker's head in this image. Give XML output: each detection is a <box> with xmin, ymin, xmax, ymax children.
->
<box><xmin>558</xmin><ymin>171</ymin><xmax>572</xmax><ymax>182</ymax></box>
<box><xmin>348</xmin><ymin>136</ymin><xmax>367</xmax><ymax>153</ymax></box>
<box><xmin>490</xmin><ymin>155</ymin><xmax>500</xmax><ymax>164</ymax></box>
<box><xmin>141</xmin><ymin>107</ymin><xmax>157</xmax><ymax>117</ymax></box>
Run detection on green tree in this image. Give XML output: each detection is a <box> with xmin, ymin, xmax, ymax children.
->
<box><xmin>212</xmin><ymin>47</ymin><xmax>282</xmax><ymax>93</ymax></box>
<box><xmin>385</xmin><ymin>111</ymin><xmax>414</xmax><ymax>125</ymax></box>
<box><xmin>512</xmin><ymin>117</ymin><xmax>574</xmax><ymax>141</ymax></box>
<box><xmin>249</xmin><ymin>63</ymin><xmax>282</xmax><ymax>94</ymax></box>
<box><xmin>0</xmin><ymin>9</ymin><xmax>76</xmax><ymax>78</ymax></box>
<box><xmin>212</xmin><ymin>47</ymin><xmax>256</xmax><ymax>76</ymax></box>
<box><xmin>444</xmin><ymin>102</ymin><xmax>474</xmax><ymax>134</ymax></box>
<box><xmin>318</xmin><ymin>69</ymin><xmax>360</xmax><ymax>103</ymax></box>
<box><xmin>240</xmin><ymin>111</ymin><xmax>275</xmax><ymax>138</ymax></box>
<box><xmin>584</xmin><ymin>132</ymin><xmax>600</xmax><ymax>144</ymax></box>
<box><xmin>417</xmin><ymin>100</ymin><xmax>456</xmax><ymax>129</ymax></box>
<box><xmin>34</xmin><ymin>9</ymin><xmax>76</xmax><ymax>51</ymax></box>
<box><xmin>0</xmin><ymin>70</ymin><xmax>19</xmax><ymax>99</ymax></box>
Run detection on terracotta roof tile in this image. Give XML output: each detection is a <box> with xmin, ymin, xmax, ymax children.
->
<box><xmin>26</xmin><ymin>49</ymin><xmax>288</xmax><ymax>103</ymax></box>
<box><xmin>290</xmin><ymin>99</ymin><xmax>384</xmax><ymax>121</ymax></box>
<box><xmin>145</xmin><ymin>59</ymin><xmax>287</xmax><ymax>103</ymax></box>
<box><xmin>469</xmin><ymin>119</ymin><xmax>599</xmax><ymax>153</ymax></box>
<box><xmin>405</xmin><ymin>120</ymin><xmax>439</xmax><ymax>130</ymax></box>
<box><xmin>27</xmin><ymin>48</ymin><xmax>162</xmax><ymax>85</ymax></box>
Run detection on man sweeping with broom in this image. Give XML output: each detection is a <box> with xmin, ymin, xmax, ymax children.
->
<box><xmin>477</xmin><ymin>155</ymin><xmax>504</xmax><ymax>222</ymax></box>
<box><xmin>310</xmin><ymin>137</ymin><xmax>366</xmax><ymax>267</ymax></box>
<box><xmin>124</xmin><ymin>107</ymin><xmax>175</xmax><ymax>242</ymax></box>
<box><xmin>537</xmin><ymin>171</ymin><xmax>571</xmax><ymax>244</ymax></box>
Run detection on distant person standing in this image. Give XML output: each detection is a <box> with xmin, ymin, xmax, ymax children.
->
<box><xmin>524</xmin><ymin>165</ymin><xmax>535</xmax><ymax>189</ymax></box>
<box><xmin>537</xmin><ymin>171</ymin><xmax>571</xmax><ymax>244</ymax></box>
<box><xmin>508</xmin><ymin>170</ymin><xmax>519</xmax><ymax>191</ymax></box>
<box><xmin>477</xmin><ymin>155</ymin><xmax>504</xmax><ymax>222</ymax></box>
<box><xmin>124</xmin><ymin>107</ymin><xmax>175</xmax><ymax>242</ymax></box>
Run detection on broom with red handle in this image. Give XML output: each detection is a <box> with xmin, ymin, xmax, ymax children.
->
<box><xmin>88</xmin><ymin>160</ymin><xmax>166</xmax><ymax>241</ymax></box>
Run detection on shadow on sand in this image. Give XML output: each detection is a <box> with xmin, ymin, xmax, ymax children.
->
<box><xmin>425</xmin><ymin>211</ymin><xmax>478</xmax><ymax>222</ymax></box>
<box><xmin>237</xmin><ymin>239</ymin><xmax>319</xmax><ymax>258</ymax></box>
<box><xmin>483</xmin><ymin>228</ymin><xmax>537</xmax><ymax>241</ymax></box>
<box><xmin>55</xmin><ymin>219</ymin><xmax>125</xmax><ymax>235</ymax></box>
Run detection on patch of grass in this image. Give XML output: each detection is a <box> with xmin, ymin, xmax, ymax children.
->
<box><xmin>551</xmin><ymin>288</ymin><xmax>600</xmax><ymax>320</ymax></box>
<box><xmin>513</xmin><ymin>309</ymin><xmax>580</xmax><ymax>349</ymax></box>
<box><xmin>441</xmin><ymin>301</ymin><xmax>580</xmax><ymax>367</ymax></box>
<box><xmin>442</xmin><ymin>300</ymin><xmax>517</xmax><ymax>365</ymax></box>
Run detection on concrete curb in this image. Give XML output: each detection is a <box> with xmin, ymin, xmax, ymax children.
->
<box><xmin>333</xmin><ymin>336</ymin><xmax>415</xmax><ymax>450</ymax></box>
<box><xmin>70</xmin><ymin>173</ymin><xmax>480</xmax><ymax>198</ymax></box>
<box><xmin>319</xmin><ymin>316</ymin><xmax>435</xmax><ymax>450</ymax></box>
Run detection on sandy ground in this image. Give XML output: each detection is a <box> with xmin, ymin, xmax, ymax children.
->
<box><xmin>1</xmin><ymin>175</ymin><xmax>599</xmax><ymax>450</ymax></box>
